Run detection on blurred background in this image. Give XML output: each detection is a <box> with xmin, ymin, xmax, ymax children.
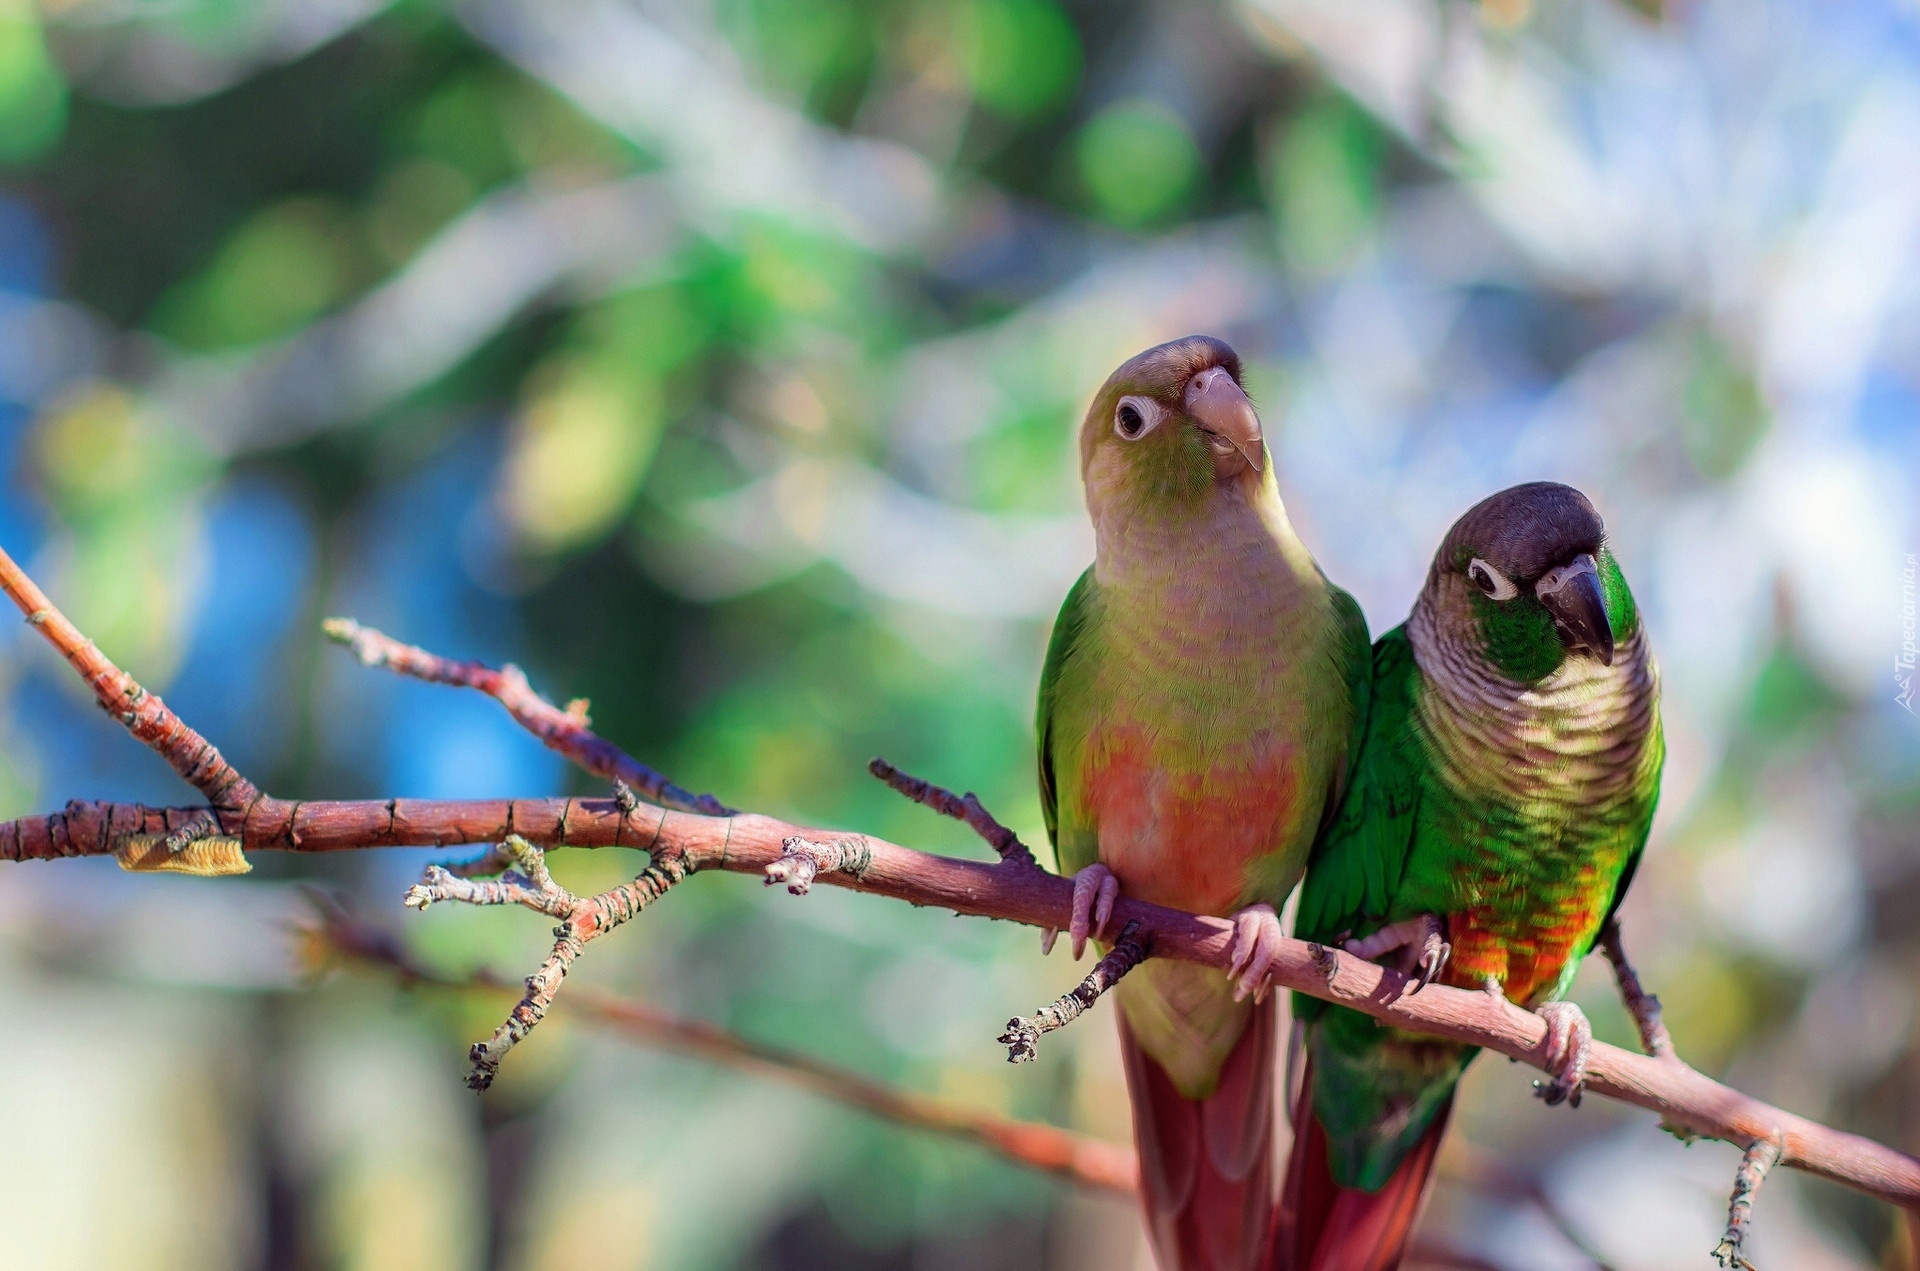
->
<box><xmin>0</xmin><ymin>0</ymin><xmax>1915</xmax><ymax>1267</ymax></box>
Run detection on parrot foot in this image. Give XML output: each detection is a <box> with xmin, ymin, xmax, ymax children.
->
<box><xmin>1041</xmin><ymin>863</ymin><xmax>1120</xmax><ymax>960</ymax></box>
<box><xmin>1532</xmin><ymin>1001</ymin><xmax>1593</xmax><ymax>1108</ymax></box>
<box><xmin>1227</xmin><ymin>903</ymin><xmax>1283</xmax><ymax>1003</ymax></box>
<box><xmin>1342</xmin><ymin>913</ymin><xmax>1451</xmax><ymax>993</ymax></box>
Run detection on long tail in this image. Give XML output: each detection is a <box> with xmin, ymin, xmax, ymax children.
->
<box><xmin>1268</xmin><ymin>1063</ymin><xmax>1450</xmax><ymax>1271</ymax></box>
<box><xmin>1118</xmin><ymin>997</ymin><xmax>1276</xmax><ymax>1271</ymax></box>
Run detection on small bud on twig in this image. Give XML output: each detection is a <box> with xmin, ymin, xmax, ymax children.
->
<box><xmin>764</xmin><ymin>836</ymin><xmax>871</xmax><ymax>895</ymax></box>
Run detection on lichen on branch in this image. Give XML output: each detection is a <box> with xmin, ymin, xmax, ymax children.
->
<box><xmin>402</xmin><ymin>833</ymin><xmax>699</xmax><ymax>1089</ymax></box>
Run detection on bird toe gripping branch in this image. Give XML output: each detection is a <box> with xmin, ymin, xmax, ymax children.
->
<box><xmin>1531</xmin><ymin>1001</ymin><xmax>1594</xmax><ymax>1108</ymax></box>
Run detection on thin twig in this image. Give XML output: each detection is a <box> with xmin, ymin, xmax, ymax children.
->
<box><xmin>869</xmin><ymin>757</ymin><xmax>1037</xmax><ymax>867</ymax></box>
<box><xmin>323</xmin><ymin>617</ymin><xmax>730</xmax><ymax>817</ymax></box>
<box><xmin>3</xmin><ymin>556</ymin><xmax>1919</xmax><ymax>1216</ymax></box>
<box><xmin>0</xmin><ymin>546</ymin><xmax>259</xmax><ymax>817</ymax></box>
<box><xmin>404</xmin><ymin>834</ymin><xmax>697</xmax><ymax>1089</ymax></box>
<box><xmin>1000</xmin><ymin>921</ymin><xmax>1151</xmax><ymax>1063</ymax></box>
<box><xmin>307</xmin><ymin>897</ymin><xmax>1137</xmax><ymax>1194</ymax></box>
<box><xmin>1598</xmin><ymin>918</ymin><xmax>1675</xmax><ymax>1061</ymax></box>
<box><xmin>1715</xmin><ymin>1135</ymin><xmax>1784</xmax><ymax>1269</ymax></box>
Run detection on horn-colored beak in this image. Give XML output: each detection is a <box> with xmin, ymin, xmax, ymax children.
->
<box><xmin>1183</xmin><ymin>366</ymin><xmax>1264</xmax><ymax>473</ymax></box>
<box><xmin>1536</xmin><ymin>553</ymin><xmax>1614</xmax><ymax>665</ymax></box>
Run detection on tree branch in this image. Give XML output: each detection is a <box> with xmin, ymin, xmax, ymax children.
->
<box><xmin>1599</xmin><ymin>917</ymin><xmax>1675</xmax><ymax>1062</ymax></box>
<box><xmin>1713</xmin><ymin>1135</ymin><xmax>1783</xmax><ymax>1269</ymax></box>
<box><xmin>2</xmin><ymin>544</ymin><xmax>1917</xmax><ymax>1219</ymax></box>
<box><xmin>0</xmin><ymin>548</ymin><xmax>259</xmax><ymax>814</ymax></box>
<box><xmin>402</xmin><ymin>832</ymin><xmax>695</xmax><ymax>1089</ymax></box>
<box><xmin>999</xmin><ymin>921</ymin><xmax>1151</xmax><ymax>1063</ymax></box>
<box><xmin>322</xmin><ymin>617</ymin><xmax>728</xmax><ymax>816</ymax></box>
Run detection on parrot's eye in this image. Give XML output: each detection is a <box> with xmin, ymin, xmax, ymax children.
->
<box><xmin>1113</xmin><ymin>395</ymin><xmax>1162</xmax><ymax>440</ymax></box>
<box><xmin>1468</xmin><ymin>558</ymin><xmax>1519</xmax><ymax>601</ymax></box>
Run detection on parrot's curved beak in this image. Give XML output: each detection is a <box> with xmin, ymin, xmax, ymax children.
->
<box><xmin>1183</xmin><ymin>366</ymin><xmax>1264</xmax><ymax>473</ymax></box>
<box><xmin>1536</xmin><ymin>553</ymin><xmax>1614</xmax><ymax>665</ymax></box>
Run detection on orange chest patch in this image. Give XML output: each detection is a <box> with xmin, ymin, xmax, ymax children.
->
<box><xmin>1440</xmin><ymin>867</ymin><xmax>1610</xmax><ymax>1005</ymax></box>
<box><xmin>1078</xmin><ymin>724</ymin><xmax>1303</xmax><ymax>917</ymax></box>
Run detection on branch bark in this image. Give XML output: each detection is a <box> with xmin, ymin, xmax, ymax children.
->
<box><xmin>2</xmin><ymin>545</ymin><xmax>1916</xmax><ymax>1219</ymax></box>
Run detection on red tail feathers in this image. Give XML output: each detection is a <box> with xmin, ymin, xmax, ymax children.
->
<box><xmin>1118</xmin><ymin>999</ymin><xmax>1276</xmax><ymax>1271</ymax></box>
<box><xmin>1268</xmin><ymin>1070</ymin><xmax>1451</xmax><ymax>1271</ymax></box>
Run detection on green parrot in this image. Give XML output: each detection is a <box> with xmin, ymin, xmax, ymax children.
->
<box><xmin>1036</xmin><ymin>336</ymin><xmax>1369</xmax><ymax>1271</ymax></box>
<box><xmin>1273</xmin><ymin>482</ymin><xmax>1664</xmax><ymax>1271</ymax></box>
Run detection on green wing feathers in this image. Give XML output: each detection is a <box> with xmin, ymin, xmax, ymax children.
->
<box><xmin>1324</xmin><ymin>583</ymin><xmax>1374</xmax><ymax>803</ymax></box>
<box><xmin>1035</xmin><ymin>567</ymin><xmax>1098</xmax><ymax>866</ymax></box>
<box><xmin>1294</xmin><ymin>626</ymin><xmax>1422</xmax><ymax>965</ymax></box>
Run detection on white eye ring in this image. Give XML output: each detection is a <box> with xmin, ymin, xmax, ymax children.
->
<box><xmin>1467</xmin><ymin>558</ymin><xmax>1519</xmax><ymax>601</ymax></box>
<box><xmin>1114</xmin><ymin>395</ymin><xmax>1164</xmax><ymax>441</ymax></box>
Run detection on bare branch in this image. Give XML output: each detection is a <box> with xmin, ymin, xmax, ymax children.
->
<box><xmin>6</xmin><ymin>789</ymin><xmax>1915</xmax><ymax>1215</ymax></box>
<box><xmin>1001</xmin><ymin>921</ymin><xmax>1151</xmax><ymax>1063</ymax></box>
<box><xmin>1714</xmin><ymin>1136</ymin><xmax>1784</xmax><ymax>1269</ymax></box>
<box><xmin>1598</xmin><ymin>918</ymin><xmax>1675</xmax><ymax>1061</ymax></box>
<box><xmin>404</xmin><ymin>833</ymin><xmax>697</xmax><ymax>1089</ymax></box>
<box><xmin>0</xmin><ymin>546</ymin><xmax>259</xmax><ymax>818</ymax></box>
<box><xmin>3</xmin><ymin>551</ymin><xmax>1919</xmax><ymax>1218</ymax></box>
<box><xmin>868</xmin><ymin>757</ymin><xmax>1037</xmax><ymax>867</ymax></box>
<box><xmin>308</xmin><ymin>897</ymin><xmax>1138</xmax><ymax>1195</ymax></box>
<box><xmin>323</xmin><ymin>616</ymin><xmax>729</xmax><ymax>817</ymax></box>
